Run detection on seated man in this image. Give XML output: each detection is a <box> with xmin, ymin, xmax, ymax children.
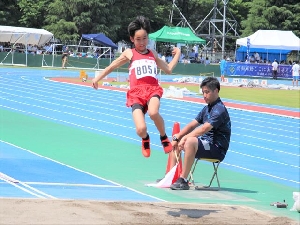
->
<box><xmin>205</xmin><ymin>57</ymin><xmax>210</xmax><ymax>65</ymax></box>
<box><xmin>169</xmin><ymin>77</ymin><xmax>231</xmax><ymax>190</ymax></box>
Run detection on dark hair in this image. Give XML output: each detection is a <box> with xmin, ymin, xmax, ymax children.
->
<box><xmin>200</xmin><ymin>77</ymin><xmax>220</xmax><ymax>91</ymax></box>
<box><xmin>128</xmin><ymin>16</ymin><xmax>151</xmax><ymax>38</ymax></box>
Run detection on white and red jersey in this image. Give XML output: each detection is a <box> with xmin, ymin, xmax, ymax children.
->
<box><xmin>128</xmin><ymin>49</ymin><xmax>158</xmax><ymax>89</ymax></box>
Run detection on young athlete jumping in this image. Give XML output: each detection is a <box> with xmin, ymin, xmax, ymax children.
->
<box><xmin>92</xmin><ymin>16</ymin><xmax>181</xmax><ymax>157</ymax></box>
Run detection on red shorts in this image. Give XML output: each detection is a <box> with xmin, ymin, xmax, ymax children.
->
<box><xmin>126</xmin><ymin>85</ymin><xmax>163</xmax><ymax>112</ymax></box>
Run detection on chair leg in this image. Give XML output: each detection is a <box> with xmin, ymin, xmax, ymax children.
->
<box><xmin>204</xmin><ymin>161</ymin><xmax>220</xmax><ymax>189</ymax></box>
<box><xmin>188</xmin><ymin>159</ymin><xmax>199</xmax><ymax>186</ymax></box>
<box><xmin>195</xmin><ymin>160</ymin><xmax>221</xmax><ymax>191</ymax></box>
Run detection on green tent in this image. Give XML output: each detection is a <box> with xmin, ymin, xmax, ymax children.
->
<box><xmin>149</xmin><ymin>26</ymin><xmax>206</xmax><ymax>44</ymax></box>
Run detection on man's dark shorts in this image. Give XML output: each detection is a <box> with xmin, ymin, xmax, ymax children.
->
<box><xmin>195</xmin><ymin>138</ymin><xmax>226</xmax><ymax>161</ymax></box>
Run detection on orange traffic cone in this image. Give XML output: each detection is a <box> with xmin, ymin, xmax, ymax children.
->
<box><xmin>165</xmin><ymin>122</ymin><xmax>182</xmax><ymax>184</ymax></box>
<box><xmin>172</xmin><ymin>159</ymin><xmax>182</xmax><ymax>184</ymax></box>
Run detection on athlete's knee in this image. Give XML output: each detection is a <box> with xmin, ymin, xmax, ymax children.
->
<box><xmin>135</xmin><ymin>124</ymin><xmax>147</xmax><ymax>137</ymax></box>
<box><xmin>147</xmin><ymin>95</ymin><xmax>160</xmax><ymax>119</ymax></box>
<box><xmin>148</xmin><ymin>110</ymin><xmax>160</xmax><ymax>120</ymax></box>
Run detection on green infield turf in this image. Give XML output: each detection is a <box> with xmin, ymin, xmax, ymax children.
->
<box><xmin>162</xmin><ymin>84</ymin><xmax>299</xmax><ymax>109</ymax></box>
<box><xmin>107</xmin><ymin>81</ymin><xmax>299</xmax><ymax>108</ymax></box>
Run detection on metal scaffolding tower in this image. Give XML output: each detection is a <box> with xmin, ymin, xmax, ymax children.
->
<box><xmin>194</xmin><ymin>0</ymin><xmax>239</xmax><ymax>57</ymax></box>
<box><xmin>169</xmin><ymin>0</ymin><xmax>195</xmax><ymax>32</ymax></box>
<box><xmin>169</xmin><ymin>0</ymin><xmax>240</xmax><ymax>58</ymax></box>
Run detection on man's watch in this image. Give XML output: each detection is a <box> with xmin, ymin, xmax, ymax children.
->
<box><xmin>172</xmin><ymin>135</ymin><xmax>179</xmax><ymax>142</ymax></box>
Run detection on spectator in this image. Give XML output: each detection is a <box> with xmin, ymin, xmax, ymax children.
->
<box><xmin>200</xmin><ymin>55</ymin><xmax>204</xmax><ymax>64</ymax></box>
<box><xmin>272</xmin><ymin>59</ymin><xmax>278</xmax><ymax>79</ymax></box>
<box><xmin>220</xmin><ymin>56</ymin><xmax>227</xmax><ymax>82</ymax></box>
<box><xmin>31</xmin><ymin>45</ymin><xmax>37</xmax><ymax>54</ymax></box>
<box><xmin>44</xmin><ymin>43</ymin><xmax>53</xmax><ymax>54</ymax></box>
<box><xmin>254</xmin><ymin>52</ymin><xmax>260</xmax><ymax>63</ymax></box>
<box><xmin>36</xmin><ymin>48</ymin><xmax>43</xmax><ymax>55</ymax></box>
<box><xmin>192</xmin><ymin>44</ymin><xmax>199</xmax><ymax>59</ymax></box>
<box><xmin>292</xmin><ymin>61</ymin><xmax>299</xmax><ymax>87</ymax></box>
<box><xmin>205</xmin><ymin>57</ymin><xmax>210</xmax><ymax>65</ymax></box>
<box><xmin>183</xmin><ymin>56</ymin><xmax>190</xmax><ymax>65</ymax></box>
<box><xmin>159</xmin><ymin>53</ymin><xmax>167</xmax><ymax>74</ymax></box>
<box><xmin>169</xmin><ymin>77</ymin><xmax>231</xmax><ymax>190</ymax></box>
<box><xmin>62</xmin><ymin>46</ymin><xmax>69</xmax><ymax>69</ymax></box>
<box><xmin>161</xmin><ymin>53</ymin><xmax>166</xmax><ymax>63</ymax></box>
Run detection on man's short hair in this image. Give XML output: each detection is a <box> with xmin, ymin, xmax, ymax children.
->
<box><xmin>200</xmin><ymin>77</ymin><xmax>220</xmax><ymax>91</ymax></box>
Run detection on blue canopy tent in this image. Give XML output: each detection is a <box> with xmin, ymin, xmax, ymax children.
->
<box><xmin>76</xmin><ymin>33</ymin><xmax>117</xmax><ymax>64</ymax></box>
<box><xmin>81</xmin><ymin>33</ymin><xmax>117</xmax><ymax>49</ymax></box>
<box><xmin>235</xmin><ymin>46</ymin><xmax>291</xmax><ymax>63</ymax></box>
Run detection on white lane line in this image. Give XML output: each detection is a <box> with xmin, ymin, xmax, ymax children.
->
<box><xmin>0</xmin><ymin>172</ymin><xmax>19</xmax><ymax>183</ymax></box>
<box><xmin>0</xmin><ymin>172</ymin><xmax>57</xmax><ymax>199</ymax></box>
<box><xmin>1</xmin><ymin>94</ymin><xmax>298</xmax><ymax>150</ymax></box>
<box><xmin>0</xmin><ymin>140</ymin><xmax>167</xmax><ymax>202</ymax></box>
<box><xmin>2</xmin><ymin>84</ymin><xmax>298</xmax><ymax>139</ymax></box>
<box><xmin>24</xmin><ymin>182</ymin><xmax>122</xmax><ymax>188</ymax></box>
<box><xmin>19</xmin><ymin>182</ymin><xmax>57</xmax><ymax>199</ymax></box>
<box><xmin>0</xmin><ymin>177</ymin><xmax>47</xmax><ymax>199</ymax></box>
<box><xmin>222</xmin><ymin>162</ymin><xmax>300</xmax><ymax>184</ymax></box>
<box><xmin>2</xmin><ymin>76</ymin><xmax>299</xmax><ymax>122</ymax></box>
<box><xmin>230</xmin><ymin>140</ymin><xmax>300</xmax><ymax>157</ymax></box>
<box><xmin>229</xmin><ymin>150</ymin><xmax>300</xmax><ymax>168</ymax></box>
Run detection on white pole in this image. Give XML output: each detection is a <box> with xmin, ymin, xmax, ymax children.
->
<box><xmin>77</xmin><ymin>37</ymin><xmax>82</xmax><ymax>53</ymax></box>
<box><xmin>169</xmin><ymin>0</ymin><xmax>174</xmax><ymax>23</ymax></box>
<box><xmin>52</xmin><ymin>44</ymin><xmax>55</xmax><ymax>67</ymax></box>
<box><xmin>280</xmin><ymin>50</ymin><xmax>282</xmax><ymax>62</ymax></box>
<box><xmin>25</xmin><ymin>34</ymin><xmax>28</xmax><ymax>66</ymax></box>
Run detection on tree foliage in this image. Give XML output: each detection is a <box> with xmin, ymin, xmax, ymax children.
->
<box><xmin>0</xmin><ymin>0</ymin><xmax>21</xmax><ymax>26</ymax></box>
<box><xmin>241</xmin><ymin>0</ymin><xmax>300</xmax><ymax>37</ymax></box>
<box><xmin>1</xmin><ymin>0</ymin><xmax>299</xmax><ymax>47</ymax></box>
<box><xmin>18</xmin><ymin>0</ymin><xmax>52</xmax><ymax>28</ymax></box>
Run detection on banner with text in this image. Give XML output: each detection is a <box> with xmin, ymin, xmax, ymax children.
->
<box><xmin>225</xmin><ymin>63</ymin><xmax>292</xmax><ymax>78</ymax></box>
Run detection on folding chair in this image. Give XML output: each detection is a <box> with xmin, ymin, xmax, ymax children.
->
<box><xmin>189</xmin><ymin>158</ymin><xmax>221</xmax><ymax>191</ymax></box>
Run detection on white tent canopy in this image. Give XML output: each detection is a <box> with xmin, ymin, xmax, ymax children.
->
<box><xmin>236</xmin><ymin>30</ymin><xmax>300</xmax><ymax>51</ymax></box>
<box><xmin>0</xmin><ymin>25</ymin><xmax>53</xmax><ymax>46</ymax></box>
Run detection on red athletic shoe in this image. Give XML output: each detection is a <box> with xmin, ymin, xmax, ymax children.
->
<box><xmin>142</xmin><ymin>138</ymin><xmax>150</xmax><ymax>157</ymax></box>
<box><xmin>161</xmin><ymin>138</ymin><xmax>173</xmax><ymax>154</ymax></box>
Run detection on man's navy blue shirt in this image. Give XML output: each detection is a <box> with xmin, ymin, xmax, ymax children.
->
<box><xmin>195</xmin><ymin>97</ymin><xmax>231</xmax><ymax>151</ymax></box>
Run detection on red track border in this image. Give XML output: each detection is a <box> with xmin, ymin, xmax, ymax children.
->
<box><xmin>50</xmin><ymin>78</ymin><xmax>299</xmax><ymax>119</ymax></box>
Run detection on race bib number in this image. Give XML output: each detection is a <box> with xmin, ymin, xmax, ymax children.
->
<box><xmin>131</xmin><ymin>59</ymin><xmax>157</xmax><ymax>79</ymax></box>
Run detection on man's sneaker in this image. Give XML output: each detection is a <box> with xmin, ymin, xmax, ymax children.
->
<box><xmin>170</xmin><ymin>178</ymin><xmax>190</xmax><ymax>190</ymax></box>
<box><xmin>161</xmin><ymin>138</ymin><xmax>173</xmax><ymax>154</ymax></box>
<box><xmin>142</xmin><ymin>138</ymin><xmax>150</xmax><ymax>158</ymax></box>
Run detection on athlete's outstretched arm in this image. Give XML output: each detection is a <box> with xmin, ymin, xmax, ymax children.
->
<box><xmin>92</xmin><ymin>49</ymin><xmax>132</xmax><ymax>89</ymax></box>
<box><xmin>152</xmin><ymin>48</ymin><xmax>181</xmax><ymax>74</ymax></box>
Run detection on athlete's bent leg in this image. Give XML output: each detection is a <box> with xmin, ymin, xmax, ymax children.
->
<box><xmin>148</xmin><ymin>96</ymin><xmax>172</xmax><ymax>153</ymax></box>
